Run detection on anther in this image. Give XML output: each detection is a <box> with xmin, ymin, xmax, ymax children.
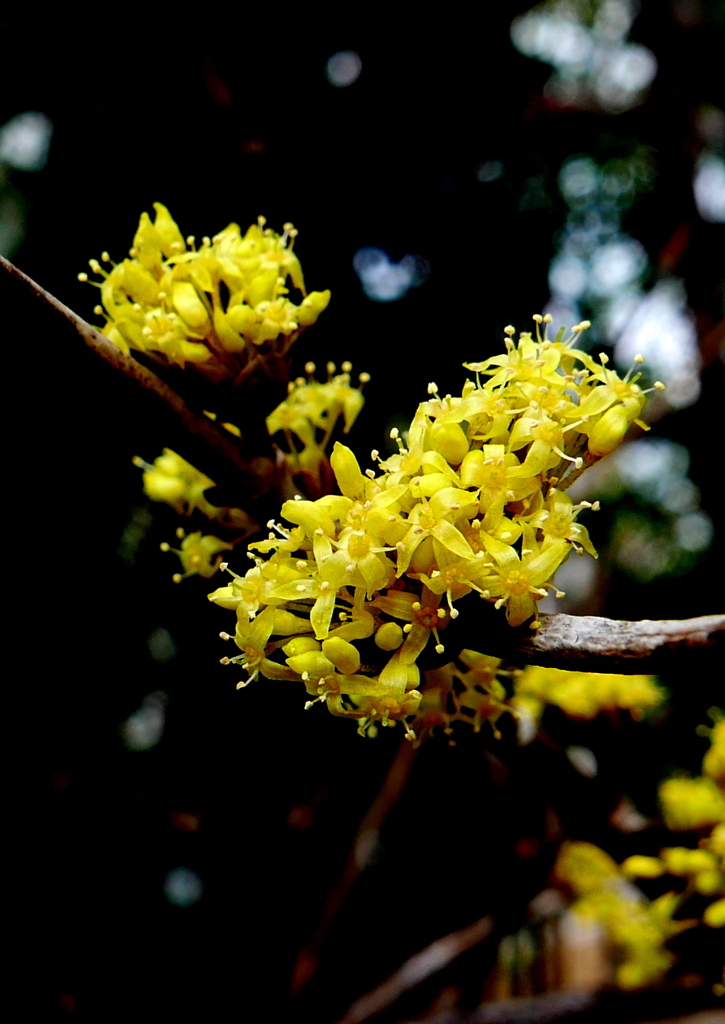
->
<box><xmin>654</xmin><ymin>381</ymin><xmax>666</xmax><ymax>391</ymax></box>
<box><xmin>304</xmin><ymin>361</ymin><xmax>316</xmax><ymax>375</ymax></box>
<box><xmin>93</xmin><ymin>305</ymin><xmax>103</xmax><ymax>316</ymax></box>
<box><xmin>341</xmin><ymin>360</ymin><xmax>352</xmax><ymax>373</ymax></box>
<box><xmin>504</xmin><ymin>325</ymin><xmax>515</xmax><ymax>336</ymax></box>
<box><xmin>543</xmin><ymin>314</ymin><xmax>553</xmax><ymax>323</ymax></box>
<box><xmin>359</xmin><ymin>372</ymin><xmax>371</xmax><ymax>384</ymax></box>
<box><xmin>220</xmin><ymin>657</ymin><xmax>230</xmax><ymax>665</ymax></box>
<box><xmin>427</xmin><ymin>382</ymin><xmax>438</xmax><ymax>394</ymax></box>
<box><xmin>435</xmin><ymin>643</ymin><xmax>445</xmax><ymax>654</ymax></box>
<box><xmin>160</xmin><ymin>542</ymin><xmax>170</xmax><ymax>552</ymax></box>
<box><xmin>202</xmin><ymin>236</ymin><xmax>211</xmax><ymax>247</ymax></box>
<box><xmin>437</xmin><ymin>608</ymin><xmax>446</xmax><ymax>618</ymax></box>
<box><xmin>176</xmin><ymin>527</ymin><xmax>185</xmax><ymax>539</ymax></box>
<box><xmin>77</xmin><ymin>272</ymin><xmax>88</xmax><ymax>282</ymax></box>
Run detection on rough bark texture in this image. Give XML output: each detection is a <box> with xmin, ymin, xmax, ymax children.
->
<box><xmin>493</xmin><ymin>613</ymin><xmax>725</xmax><ymax>673</ymax></box>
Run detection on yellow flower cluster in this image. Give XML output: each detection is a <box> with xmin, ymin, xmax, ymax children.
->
<box><xmin>266</xmin><ymin>361</ymin><xmax>370</xmax><ymax>495</ymax></box>
<box><xmin>554</xmin><ymin>841</ymin><xmax>688</xmax><ymax>989</ymax></box>
<box><xmin>554</xmin><ymin>724</ymin><xmax>725</xmax><ymax>989</ymax></box>
<box><xmin>512</xmin><ymin>665</ymin><xmax>663</xmax><ymax>724</ymax></box>
<box><xmin>80</xmin><ymin>204</ymin><xmax>330</xmax><ymax>380</ymax></box>
<box><xmin>208</xmin><ymin>318</ymin><xmax>661</xmax><ymax>737</ymax></box>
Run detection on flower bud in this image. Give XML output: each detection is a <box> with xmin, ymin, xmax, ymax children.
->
<box><xmin>429</xmin><ymin>421</ymin><xmax>469</xmax><ymax>466</ymax></box>
<box><xmin>375</xmin><ymin>622</ymin><xmax>404</xmax><ymax>651</ymax></box>
<box><xmin>322</xmin><ymin>637</ymin><xmax>361</xmax><ymax>675</ymax></box>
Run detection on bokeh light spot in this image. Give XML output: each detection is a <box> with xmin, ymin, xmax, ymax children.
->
<box><xmin>121</xmin><ymin>692</ymin><xmax>167</xmax><ymax>751</ymax></box>
<box><xmin>0</xmin><ymin>111</ymin><xmax>53</xmax><ymax>171</ymax></box>
<box><xmin>325</xmin><ymin>51</ymin><xmax>362</xmax><ymax>88</ymax></box>
<box><xmin>164</xmin><ymin>867</ymin><xmax>203</xmax><ymax>907</ymax></box>
<box><xmin>353</xmin><ymin>247</ymin><xmax>430</xmax><ymax>302</ymax></box>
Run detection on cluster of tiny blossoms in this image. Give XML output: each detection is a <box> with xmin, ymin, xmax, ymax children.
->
<box><xmin>512</xmin><ymin>665</ymin><xmax>664</xmax><ymax>726</ymax></box>
<box><xmin>553</xmin><ymin>722</ymin><xmax>725</xmax><ymax>989</ymax></box>
<box><xmin>266</xmin><ymin>360</ymin><xmax>370</xmax><ymax>495</ymax></box>
<box><xmin>79</xmin><ymin>203</ymin><xmax>330</xmax><ymax>381</ymax></box>
<box><xmin>208</xmin><ymin>317</ymin><xmax>663</xmax><ymax>738</ymax></box>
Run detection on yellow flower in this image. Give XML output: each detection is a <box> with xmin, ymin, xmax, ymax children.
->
<box><xmin>135</xmin><ymin>449</ymin><xmax>214</xmax><ymax>513</ymax></box>
<box><xmin>703</xmin><ymin>719</ymin><xmax>725</xmax><ymax>784</ymax></box>
<box><xmin>162</xmin><ymin>531</ymin><xmax>233</xmax><ymax>581</ymax></box>
<box><xmin>659</xmin><ymin>776</ymin><xmax>725</xmax><ymax>831</ymax></box>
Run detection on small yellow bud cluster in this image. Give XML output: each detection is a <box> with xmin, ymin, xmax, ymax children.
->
<box><xmin>266</xmin><ymin>361</ymin><xmax>369</xmax><ymax>495</ymax></box>
<box><xmin>208</xmin><ymin>319</ymin><xmax>659</xmax><ymax>738</ymax></box>
<box><xmin>81</xmin><ymin>204</ymin><xmax>331</xmax><ymax>380</ymax></box>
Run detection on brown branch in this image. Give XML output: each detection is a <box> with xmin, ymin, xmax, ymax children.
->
<box><xmin>487</xmin><ymin>612</ymin><xmax>725</xmax><ymax>674</ymax></box>
<box><xmin>335</xmin><ymin>915</ymin><xmax>494</xmax><ymax>1024</ymax></box>
<box><xmin>1</xmin><ymin>254</ymin><xmax>254</xmax><ymax>481</ymax></box>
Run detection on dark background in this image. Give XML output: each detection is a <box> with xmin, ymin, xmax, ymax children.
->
<box><xmin>3</xmin><ymin>6</ymin><xmax>723</xmax><ymax>1021</ymax></box>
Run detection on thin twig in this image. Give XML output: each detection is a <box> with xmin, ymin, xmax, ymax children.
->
<box><xmin>1</xmin><ymin>255</ymin><xmax>253</xmax><ymax>479</ymax></box>
<box><xmin>335</xmin><ymin>915</ymin><xmax>494</xmax><ymax>1024</ymax></box>
<box><xmin>291</xmin><ymin>738</ymin><xmax>418</xmax><ymax>997</ymax></box>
